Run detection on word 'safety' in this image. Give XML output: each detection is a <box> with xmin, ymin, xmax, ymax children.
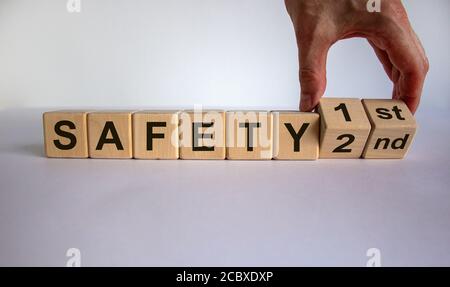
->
<box><xmin>43</xmin><ymin>99</ymin><xmax>417</xmax><ymax>160</ymax></box>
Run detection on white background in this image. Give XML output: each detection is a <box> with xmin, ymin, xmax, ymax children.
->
<box><xmin>0</xmin><ymin>0</ymin><xmax>448</xmax><ymax>111</ymax></box>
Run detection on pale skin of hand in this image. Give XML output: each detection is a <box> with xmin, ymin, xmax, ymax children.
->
<box><xmin>285</xmin><ymin>0</ymin><xmax>429</xmax><ymax>114</ymax></box>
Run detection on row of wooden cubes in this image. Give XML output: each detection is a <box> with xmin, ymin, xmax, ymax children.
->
<box><xmin>43</xmin><ymin>98</ymin><xmax>417</xmax><ymax>160</ymax></box>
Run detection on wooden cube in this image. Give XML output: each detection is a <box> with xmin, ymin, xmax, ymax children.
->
<box><xmin>226</xmin><ymin>111</ymin><xmax>273</xmax><ymax>160</ymax></box>
<box><xmin>133</xmin><ymin>110</ymin><xmax>179</xmax><ymax>159</ymax></box>
<box><xmin>272</xmin><ymin>111</ymin><xmax>319</xmax><ymax>160</ymax></box>
<box><xmin>362</xmin><ymin>99</ymin><xmax>417</xmax><ymax>159</ymax></box>
<box><xmin>317</xmin><ymin>98</ymin><xmax>371</xmax><ymax>158</ymax></box>
<box><xmin>88</xmin><ymin>111</ymin><xmax>133</xmax><ymax>159</ymax></box>
<box><xmin>179</xmin><ymin>110</ymin><xmax>226</xmax><ymax>159</ymax></box>
<box><xmin>43</xmin><ymin>110</ymin><xmax>89</xmax><ymax>158</ymax></box>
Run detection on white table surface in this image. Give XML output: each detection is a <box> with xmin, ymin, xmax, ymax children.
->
<box><xmin>0</xmin><ymin>108</ymin><xmax>449</xmax><ymax>266</ymax></box>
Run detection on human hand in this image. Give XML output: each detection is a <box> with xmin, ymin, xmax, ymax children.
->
<box><xmin>285</xmin><ymin>0</ymin><xmax>429</xmax><ymax>113</ymax></box>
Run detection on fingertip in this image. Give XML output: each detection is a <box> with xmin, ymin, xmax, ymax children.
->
<box><xmin>299</xmin><ymin>105</ymin><xmax>310</xmax><ymax>112</ymax></box>
<box><xmin>406</xmin><ymin>100</ymin><xmax>419</xmax><ymax>115</ymax></box>
<box><xmin>397</xmin><ymin>75</ymin><xmax>423</xmax><ymax>115</ymax></box>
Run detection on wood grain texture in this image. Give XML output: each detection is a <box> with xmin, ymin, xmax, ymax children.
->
<box><xmin>133</xmin><ymin>111</ymin><xmax>179</xmax><ymax>159</ymax></box>
<box><xmin>273</xmin><ymin>111</ymin><xmax>319</xmax><ymax>160</ymax></box>
<box><xmin>179</xmin><ymin>110</ymin><xmax>226</xmax><ymax>160</ymax></box>
<box><xmin>43</xmin><ymin>110</ymin><xmax>89</xmax><ymax>158</ymax></box>
<box><xmin>88</xmin><ymin>111</ymin><xmax>133</xmax><ymax>159</ymax></box>
<box><xmin>226</xmin><ymin>111</ymin><xmax>273</xmax><ymax>160</ymax></box>
<box><xmin>317</xmin><ymin>98</ymin><xmax>371</xmax><ymax>159</ymax></box>
<box><xmin>362</xmin><ymin>99</ymin><xmax>417</xmax><ymax>159</ymax></box>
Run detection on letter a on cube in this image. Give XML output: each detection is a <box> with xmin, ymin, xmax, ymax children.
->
<box><xmin>88</xmin><ymin>111</ymin><xmax>133</xmax><ymax>159</ymax></box>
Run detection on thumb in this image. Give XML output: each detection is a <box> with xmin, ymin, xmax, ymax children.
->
<box><xmin>298</xmin><ymin>36</ymin><xmax>331</xmax><ymax>111</ymax></box>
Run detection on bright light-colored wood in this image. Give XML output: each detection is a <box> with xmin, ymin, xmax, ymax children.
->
<box><xmin>133</xmin><ymin>111</ymin><xmax>179</xmax><ymax>159</ymax></box>
<box><xmin>272</xmin><ymin>111</ymin><xmax>319</xmax><ymax>160</ymax></box>
<box><xmin>88</xmin><ymin>111</ymin><xmax>133</xmax><ymax>159</ymax></box>
<box><xmin>317</xmin><ymin>98</ymin><xmax>371</xmax><ymax>159</ymax></box>
<box><xmin>43</xmin><ymin>103</ymin><xmax>417</xmax><ymax>161</ymax></box>
<box><xmin>43</xmin><ymin>110</ymin><xmax>89</xmax><ymax>158</ymax></box>
<box><xmin>362</xmin><ymin>99</ymin><xmax>417</xmax><ymax>159</ymax></box>
<box><xmin>226</xmin><ymin>111</ymin><xmax>273</xmax><ymax>160</ymax></box>
<box><xmin>179</xmin><ymin>110</ymin><xmax>226</xmax><ymax>159</ymax></box>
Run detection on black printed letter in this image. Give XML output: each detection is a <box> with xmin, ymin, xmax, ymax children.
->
<box><xmin>54</xmin><ymin>120</ymin><xmax>77</xmax><ymax>150</ymax></box>
<box><xmin>96</xmin><ymin>121</ymin><xmax>124</xmax><ymax>150</ymax></box>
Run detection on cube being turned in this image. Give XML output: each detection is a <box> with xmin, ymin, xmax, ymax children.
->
<box><xmin>179</xmin><ymin>110</ymin><xmax>226</xmax><ymax>159</ymax></box>
<box><xmin>272</xmin><ymin>111</ymin><xmax>319</xmax><ymax>160</ymax></box>
<box><xmin>226</xmin><ymin>111</ymin><xmax>273</xmax><ymax>160</ymax></box>
<box><xmin>362</xmin><ymin>99</ymin><xmax>417</xmax><ymax>159</ymax></box>
<box><xmin>317</xmin><ymin>98</ymin><xmax>371</xmax><ymax>158</ymax></box>
<box><xmin>43</xmin><ymin>111</ymin><xmax>89</xmax><ymax>158</ymax></box>
<box><xmin>133</xmin><ymin>111</ymin><xmax>179</xmax><ymax>159</ymax></box>
<box><xmin>88</xmin><ymin>111</ymin><xmax>133</xmax><ymax>159</ymax></box>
